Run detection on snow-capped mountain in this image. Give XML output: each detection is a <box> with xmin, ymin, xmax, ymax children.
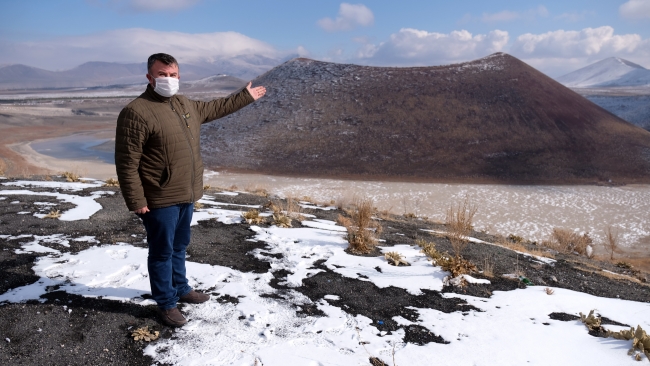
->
<box><xmin>557</xmin><ymin>57</ymin><xmax>650</xmax><ymax>88</ymax></box>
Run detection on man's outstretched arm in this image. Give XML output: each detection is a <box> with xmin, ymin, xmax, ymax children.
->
<box><xmin>192</xmin><ymin>82</ymin><xmax>266</xmax><ymax>123</ymax></box>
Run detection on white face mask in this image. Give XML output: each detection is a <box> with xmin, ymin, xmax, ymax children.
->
<box><xmin>152</xmin><ymin>76</ymin><xmax>179</xmax><ymax>97</ymax></box>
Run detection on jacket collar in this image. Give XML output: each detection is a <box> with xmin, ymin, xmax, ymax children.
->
<box><xmin>144</xmin><ymin>83</ymin><xmax>172</xmax><ymax>103</ymax></box>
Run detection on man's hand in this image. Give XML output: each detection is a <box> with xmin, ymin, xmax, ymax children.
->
<box><xmin>246</xmin><ymin>82</ymin><xmax>266</xmax><ymax>100</ymax></box>
<box><xmin>134</xmin><ymin>206</ymin><xmax>150</xmax><ymax>215</ymax></box>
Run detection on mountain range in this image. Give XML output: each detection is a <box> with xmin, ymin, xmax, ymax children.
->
<box><xmin>556</xmin><ymin>57</ymin><xmax>650</xmax><ymax>88</ymax></box>
<box><xmin>0</xmin><ymin>54</ymin><xmax>285</xmax><ymax>90</ymax></box>
<box><xmin>200</xmin><ymin>53</ymin><xmax>650</xmax><ymax>184</ymax></box>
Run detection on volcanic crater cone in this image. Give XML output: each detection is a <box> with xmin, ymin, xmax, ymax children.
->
<box><xmin>201</xmin><ymin>53</ymin><xmax>650</xmax><ymax>183</ymax></box>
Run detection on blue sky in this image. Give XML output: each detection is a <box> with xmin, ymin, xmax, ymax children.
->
<box><xmin>1</xmin><ymin>0</ymin><xmax>649</xmax><ymax>76</ymax></box>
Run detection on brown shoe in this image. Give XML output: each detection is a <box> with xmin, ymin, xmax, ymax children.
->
<box><xmin>158</xmin><ymin>307</ymin><xmax>187</xmax><ymax>327</ymax></box>
<box><xmin>179</xmin><ymin>290</ymin><xmax>210</xmax><ymax>304</ymax></box>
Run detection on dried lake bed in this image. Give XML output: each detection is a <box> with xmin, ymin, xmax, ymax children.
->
<box><xmin>10</xmin><ymin>131</ymin><xmax>650</xmax><ymax>258</ymax></box>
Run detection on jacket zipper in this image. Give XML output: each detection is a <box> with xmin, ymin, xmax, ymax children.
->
<box><xmin>171</xmin><ymin>102</ymin><xmax>196</xmax><ymax>203</ymax></box>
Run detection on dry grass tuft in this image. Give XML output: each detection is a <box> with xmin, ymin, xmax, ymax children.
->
<box><xmin>416</xmin><ymin>239</ymin><xmax>477</xmax><ymax>277</ymax></box>
<box><xmin>103</xmin><ymin>178</ymin><xmax>120</xmax><ymax>187</ymax></box>
<box><xmin>544</xmin><ymin>287</ymin><xmax>555</xmax><ymax>295</ymax></box>
<box><xmin>62</xmin><ymin>171</ymin><xmax>80</xmax><ymax>182</ymax></box>
<box><xmin>131</xmin><ymin>327</ymin><xmax>159</xmax><ymax>342</ymax></box>
<box><xmin>542</xmin><ymin>228</ymin><xmax>593</xmax><ymax>256</ymax></box>
<box><xmin>244</xmin><ymin>184</ymin><xmax>269</xmax><ymax>197</ymax></box>
<box><xmin>203</xmin><ymin>184</ymin><xmax>211</xmax><ymax>190</ymax></box>
<box><xmin>44</xmin><ymin>210</ymin><xmax>61</xmax><ymax>219</ymax></box>
<box><xmin>194</xmin><ymin>201</ymin><xmax>204</xmax><ymax>210</ymax></box>
<box><xmin>242</xmin><ymin>209</ymin><xmax>265</xmax><ymax>225</ymax></box>
<box><xmin>604</xmin><ymin>226</ymin><xmax>619</xmax><ymax>261</ymax></box>
<box><xmin>482</xmin><ymin>255</ymin><xmax>495</xmax><ymax>278</ymax></box>
<box><xmin>384</xmin><ymin>251</ymin><xmax>410</xmax><ymax>266</ymax></box>
<box><xmin>273</xmin><ymin>213</ymin><xmax>292</xmax><ymax>228</ymax></box>
<box><xmin>445</xmin><ymin>196</ymin><xmax>477</xmax><ymax>258</ymax></box>
<box><xmin>338</xmin><ymin>198</ymin><xmax>382</xmax><ymax>254</ymax></box>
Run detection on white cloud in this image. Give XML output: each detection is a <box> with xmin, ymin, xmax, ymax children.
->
<box><xmin>512</xmin><ymin>26</ymin><xmax>643</xmax><ymax>58</ymax></box>
<box><xmin>481</xmin><ymin>6</ymin><xmax>549</xmax><ymax>23</ymax></box>
<box><xmin>318</xmin><ymin>3</ymin><xmax>374</xmax><ymax>32</ymax></box>
<box><xmin>0</xmin><ymin>29</ymin><xmax>285</xmax><ymax>70</ymax></box>
<box><xmin>510</xmin><ymin>26</ymin><xmax>650</xmax><ymax>76</ymax></box>
<box><xmin>620</xmin><ymin>0</ymin><xmax>650</xmax><ymax>19</ymax></box>
<box><xmin>357</xmin><ymin>28</ymin><xmax>509</xmax><ymax>66</ymax></box>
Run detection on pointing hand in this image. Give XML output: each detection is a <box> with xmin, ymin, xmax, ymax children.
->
<box><xmin>246</xmin><ymin>82</ymin><xmax>266</xmax><ymax>100</ymax></box>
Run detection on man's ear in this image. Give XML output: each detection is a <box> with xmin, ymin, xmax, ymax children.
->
<box><xmin>146</xmin><ymin>73</ymin><xmax>154</xmax><ymax>86</ymax></box>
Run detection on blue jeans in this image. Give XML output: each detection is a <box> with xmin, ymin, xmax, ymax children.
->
<box><xmin>139</xmin><ymin>203</ymin><xmax>193</xmax><ymax>310</ymax></box>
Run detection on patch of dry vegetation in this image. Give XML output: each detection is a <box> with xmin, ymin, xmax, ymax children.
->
<box><xmin>604</xmin><ymin>226</ymin><xmax>619</xmax><ymax>260</ymax></box>
<box><xmin>417</xmin><ymin>239</ymin><xmax>477</xmax><ymax>278</ymax></box>
<box><xmin>242</xmin><ymin>209</ymin><xmax>264</xmax><ymax>225</ymax></box>
<box><xmin>384</xmin><ymin>251</ymin><xmax>410</xmax><ymax>266</ymax></box>
<box><xmin>61</xmin><ymin>171</ymin><xmax>80</xmax><ymax>182</ymax></box>
<box><xmin>541</xmin><ymin>228</ymin><xmax>593</xmax><ymax>256</ymax></box>
<box><xmin>43</xmin><ymin>209</ymin><xmax>61</xmax><ymax>219</ymax></box>
<box><xmin>445</xmin><ymin>196</ymin><xmax>477</xmax><ymax>258</ymax></box>
<box><xmin>193</xmin><ymin>201</ymin><xmax>204</xmax><ymax>210</ymax></box>
<box><xmin>103</xmin><ymin>178</ymin><xmax>119</xmax><ymax>187</ymax></box>
<box><xmin>337</xmin><ymin>198</ymin><xmax>382</xmax><ymax>254</ymax></box>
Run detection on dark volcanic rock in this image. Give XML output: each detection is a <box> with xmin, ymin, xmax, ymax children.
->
<box><xmin>202</xmin><ymin>53</ymin><xmax>650</xmax><ymax>183</ymax></box>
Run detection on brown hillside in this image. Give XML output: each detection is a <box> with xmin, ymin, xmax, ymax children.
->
<box><xmin>200</xmin><ymin>53</ymin><xmax>650</xmax><ymax>183</ymax></box>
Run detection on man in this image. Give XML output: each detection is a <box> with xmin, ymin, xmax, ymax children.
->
<box><xmin>115</xmin><ymin>53</ymin><xmax>265</xmax><ymax>327</ymax></box>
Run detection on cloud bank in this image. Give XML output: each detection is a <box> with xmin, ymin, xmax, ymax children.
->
<box><xmin>352</xmin><ymin>25</ymin><xmax>648</xmax><ymax>76</ymax></box>
<box><xmin>356</xmin><ymin>28</ymin><xmax>509</xmax><ymax>66</ymax></box>
<box><xmin>510</xmin><ymin>26</ymin><xmax>649</xmax><ymax>76</ymax></box>
<box><xmin>318</xmin><ymin>3</ymin><xmax>374</xmax><ymax>32</ymax></box>
<box><xmin>0</xmin><ymin>29</ymin><xmax>285</xmax><ymax>70</ymax></box>
<box><xmin>620</xmin><ymin>0</ymin><xmax>650</xmax><ymax>20</ymax></box>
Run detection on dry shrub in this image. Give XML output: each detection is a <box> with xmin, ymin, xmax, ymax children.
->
<box><xmin>482</xmin><ymin>256</ymin><xmax>495</xmax><ymax>278</ymax></box>
<box><xmin>542</xmin><ymin>228</ymin><xmax>593</xmax><ymax>256</ymax></box>
<box><xmin>273</xmin><ymin>213</ymin><xmax>292</xmax><ymax>228</ymax></box>
<box><xmin>445</xmin><ymin>196</ymin><xmax>477</xmax><ymax>258</ymax></box>
<box><xmin>103</xmin><ymin>178</ymin><xmax>120</xmax><ymax>187</ymax></box>
<box><xmin>417</xmin><ymin>239</ymin><xmax>477</xmax><ymax>277</ymax></box>
<box><xmin>339</xmin><ymin>198</ymin><xmax>382</xmax><ymax>254</ymax></box>
<box><xmin>544</xmin><ymin>287</ymin><xmax>555</xmax><ymax>295</ymax></box>
<box><xmin>384</xmin><ymin>251</ymin><xmax>409</xmax><ymax>266</ymax></box>
<box><xmin>44</xmin><ymin>210</ymin><xmax>61</xmax><ymax>219</ymax></box>
<box><xmin>604</xmin><ymin>226</ymin><xmax>619</xmax><ymax>260</ymax></box>
<box><xmin>131</xmin><ymin>327</ymin><xmax>159</xmax><ymax>342</ymax></box>
<box><xmin>203</xmin><ymin>184</ymin><xmax>211</xmax><ymax>190</ymax></box>
<box><xmin>245</xmin><ymin>184</ymin><xmax>269</xmax><ymax>197</ymax></box>
<box><xmin>242</xmin><ymin>209</ymin><xmax>264</xmax><ymax>225</ymax></box>
<box><xmin>62</xmin><ymin>171</ymin><xmax>80</xmax><ymax>182</ymax></box>
<box><xmin>194</xmin><ymin>201</ymin><xmax>204</xmax><ymax>210</ymax></box>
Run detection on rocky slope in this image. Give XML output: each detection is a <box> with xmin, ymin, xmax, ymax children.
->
<box><xmin>201</xmin><ymin>53</ymin><xmax>650</xmax><ymax>183</ymax></box>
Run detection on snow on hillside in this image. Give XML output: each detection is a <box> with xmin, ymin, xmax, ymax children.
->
<box><xmin>557</xmin><ymin>57</ymin><xmax>650</xmax><ymax>88</ymax></box>
<box><xmin>1</xmin><ymin>180</ymin><xmax>650</xmax><ymax>365</ymax></box>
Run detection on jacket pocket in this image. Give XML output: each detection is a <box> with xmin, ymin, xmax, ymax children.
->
<box><xmin>159</xmin><ymin>165</ymin><xmax>172</xmax><ymax>188</ymax></box>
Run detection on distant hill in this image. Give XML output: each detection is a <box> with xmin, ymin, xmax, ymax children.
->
<box><xmin>0</xmin><ymin>55</ymin><xmax>283</xmax><ymax>90</ymax></box>
<box><xmin>200</xmin><ymin>53</ymin><xmax>650</xmax><ymax>184</ymax></box>
<box><xmin>557</xmin><ymin>57</ymin><xmax>650</xmax><ymax>88</ymax></box>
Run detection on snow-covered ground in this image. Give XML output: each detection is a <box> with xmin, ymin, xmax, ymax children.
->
<box><xmin>1</xmin><ymin>179</ymin><xmax>649</xmax><ymax>365</ymax></box>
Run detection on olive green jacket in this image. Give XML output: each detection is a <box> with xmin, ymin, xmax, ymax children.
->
<box><xmin>115</xmin><ymin>85</ymin><xmax>254</xmax><ymax>211</ymax></box>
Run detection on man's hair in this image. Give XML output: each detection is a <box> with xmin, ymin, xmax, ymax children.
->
<box><xmin>147</xmin><ymin>53</ymin><xmax>178</xmax><ymax>74</ymax></box>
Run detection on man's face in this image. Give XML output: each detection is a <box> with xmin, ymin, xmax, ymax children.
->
<box><xmin>146</xmin><ymin>60</ymin><xmax>180</xmax><ymax>87</ymax></box>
